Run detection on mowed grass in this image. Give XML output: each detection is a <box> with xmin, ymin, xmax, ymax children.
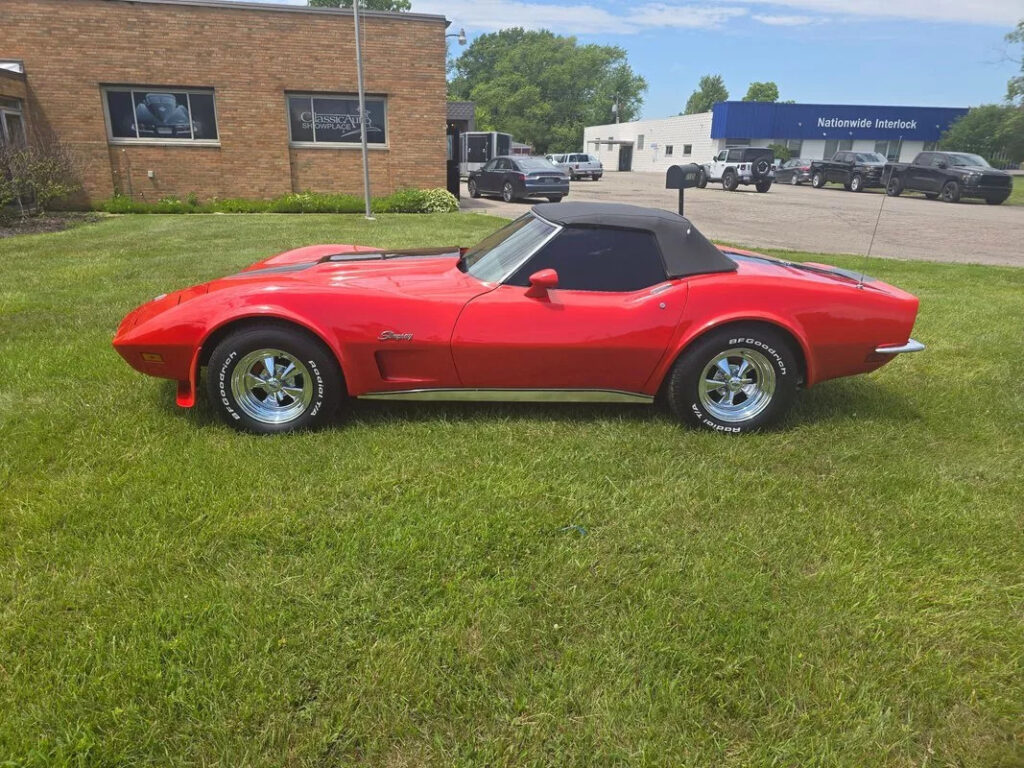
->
<box><xmin>1</xmin><ymin>214</ymin><xmax>1022</xmax><ymax>767</ymax></box>
<box><xmin>1008</xmin><ymin>175</ymin><xmax>1024</xmax><ymax>205</ymax></box>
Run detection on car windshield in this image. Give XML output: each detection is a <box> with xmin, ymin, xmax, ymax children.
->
<box><xmin>516</xmin><ymin>157</ymin><xmax>558</xmax><ymax>171</ymax></box>
<box><xmin>947</xmin><ymin>153</ymin><xmax>990</xmax><ymax>168</ymax></box>
<box><xmin>856</xmin><ymin>153</ymin><xmax>887</xmax><ymax>163</ymax></box>
<box><xmin>461</xmin><ymin>214</ymin><xmax>558</xmax><ymax>283</ymax></box>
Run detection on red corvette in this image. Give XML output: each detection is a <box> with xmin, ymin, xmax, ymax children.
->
<box><xmin>114</xmin><ymin>202</ymin><xmax>924</xmax><ymax>434</ymax></box>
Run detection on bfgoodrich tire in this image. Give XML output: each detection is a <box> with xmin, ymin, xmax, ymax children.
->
<box><xmin>206</xmin><ymin>325</ymin><xmax>342</xmax><ymax>434</ymax></box>
<box><xmin>666</xmin><ymin>325</ymin><xmax>799</xmax><ymax>433</ymax></box>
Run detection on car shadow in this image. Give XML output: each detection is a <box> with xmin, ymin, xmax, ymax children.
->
<box><xmin>159</xmin><ymin>375</ymin><xmax>921</xmax><ymax>433</ymax></box>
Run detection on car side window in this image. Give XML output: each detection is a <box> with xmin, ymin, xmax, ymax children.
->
<box><xmin>915</xmin><ymin>153</ymin><xmax>933</xmax><ymax>166</ymax></box>
<box><xmin>931</xmin><ymin>154</ymin><xmax>948</xmax><ymax>168</ymax></box>
<box><xmin>506</xmin><ymin>227</ymin><xmax>667</xmax><ymax>293</ymax></box>
<box><xmin>495</xmin><ymin>158</ymin><xmax>510</xmax><ymax>171</ymax></box>
<box><xmin>481</xmin><ymin>159</ymin><xmax>496</xmax><ymax>171</ymax></box>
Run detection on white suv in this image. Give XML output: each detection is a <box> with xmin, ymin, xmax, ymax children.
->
<box><xmin>698</xmin><ymin>146</ymin><xmax>775</xmax><ymax>192</ymax></box>
<box><xmin>547</xmin><ymin>152</ymin><xmax>603</xmax><ymax>181</ymax></box>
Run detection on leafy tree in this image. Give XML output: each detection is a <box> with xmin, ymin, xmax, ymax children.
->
<box><xmin>448</xmin><ymin>29</ymin><xmax>646</xmax><ymax>153</ymax></box>
<box><xmin>940</xmin><ymin>104</ymin><xmax>1024</xmax><ymax>165</ymax></box>
<box><xmin>1007</xmin><ymin>20</ymin><xmax>1024</xmax><ymax>104</ymax></box>
<box><xmin>683</xmin><ymin>74</ymin><xmax>728</xmax><ymax>115</ymax></box>
<box><xmin>308</xmin><ymin>0</ymin><xmax>411</xmax><ymax>11</ymax></box>
<box><xmin>767</xmin><ymin>143</ymin><xmax>792</xmax><ymax>162</ymax></box>
<box><xmin>743</xmin><ymin>81</ymin><xmax>779</xmax><ymax>102</ymax></box>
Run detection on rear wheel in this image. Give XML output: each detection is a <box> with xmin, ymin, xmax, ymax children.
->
<box><xmin>467</xmin><ymin>179</ymin><xmax>480</xmax><ymax>199</ymax></box>
<box><xmin>696</xmin><ymin>170</ymin><xmax>708</xmax><ymax>189</ymax></box>
<box><xmin>885</xmin><ymin>176</ymin><xmax>903</xmax><ymax>197</ymax></box>
<box><xmin>941</xmin><ymin>180</ymin><xmax>961</xmax><ymax>203</ymax></box>
<box><xmin>790</xmin><ymin>174</ymin><xmax>798</xmax><ymax>185</ymax></box>
<box><xmin>546</xmin><ymin>195</ymin><xmax>563</xmax><ymax>203</ymax></box>
<box><xmin>986</xmin><ymin>197</ymin><xmax>1006</xmax><ymax>205</ymax></box>
<box><xmin>755</xmin><ymin>180</ymin><xmax>772</xmax><ymax>193</ymax></box>
<box><xmin>666</xmin><ymin>325</ymin><xmax>799</xmax><ymax>434</ymax></box>
<box><xmin>722</xmin><ymin>170</ymin><xmax>739</xmax><ymax>191</ymax></box>
<box><xmin>811</xmin><ymin>171</ymin><xmax>825</xmax><ymax>189</ymax></box>
<box><xmin>592</xmin><ymin>174</ymin><xmax>602</xmax><ymax>181</ymax></box>
<box><xmin>502</xmin><ymin>182</ymin><xmax>516</xmax><ymax>203</ymax></box>
<box><xmin>206</xmin><ymin>326</ymin><xmax>342</xmax><ymax>434</ymax></box>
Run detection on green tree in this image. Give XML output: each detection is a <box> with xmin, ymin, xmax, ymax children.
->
<box><xmin>448</xmin><ymin>29</ymin><xmax>646</xmax><ymax>153</ymax></box>
<box><xmin>940</xmin><ymin>104</ymin><xmax>1024</xmax><ymax>165</ymax></box>
<box><xmin>683</xmin><ymin>74</ymin><xmax>728</xmax><ymax>115</ymax></box>
<box><xmin>743</xmin><ymin>81</ymin><xmax>779</xmax><ymax>102</ymax></box>
<box><xmin>307</xmin><ymin>0</ymin><xmax>411</xmax><ymax>11</ymax></box>
<box><xmin>1007</xmin><ymin>20</ymin><xmax>1024</xmax><ymax>104</ymax></box>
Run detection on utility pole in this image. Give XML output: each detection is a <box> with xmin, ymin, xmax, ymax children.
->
<box><xmin>353</xmin><ymin>0</ymin><xmax>374</xmax><ymax>220</ymax></box>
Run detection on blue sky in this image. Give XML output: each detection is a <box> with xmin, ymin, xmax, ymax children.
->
<box><xmin>244</xmin><ymin>0</ymin><xmax>1022</xmax><ymax>119</ymax></box>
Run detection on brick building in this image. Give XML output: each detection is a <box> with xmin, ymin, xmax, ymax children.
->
<box><xmin>2</xmin><ymin>0</ymin><xmax>450</xmax><ymax>203</ymax></box>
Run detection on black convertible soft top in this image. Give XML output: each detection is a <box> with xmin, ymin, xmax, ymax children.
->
<box><xmin>531</xmin><ymin>201</ymin><xmax>737</xmax><ymax>278</ymax></box>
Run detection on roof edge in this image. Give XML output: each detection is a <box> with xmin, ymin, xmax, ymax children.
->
<box><xmin>91</xmin><ymin>0</ymin><xmax>449</xmax><ymax>24</ymax></box>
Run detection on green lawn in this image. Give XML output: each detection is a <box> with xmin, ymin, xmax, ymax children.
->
<box><xmin>1009</xmin><ymin>175</ymin><xmax>1024</xmax><ymax>205</ymax></box>
<box><xmin>1</xmin><ymin>215</ymin><xmax>1022</xmax><ymax>767</ymax></box>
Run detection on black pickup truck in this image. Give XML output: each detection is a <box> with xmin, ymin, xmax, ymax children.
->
<box><xmin>809</xmin><ymin>151</ymin><xmax>888</xmax><ymax>192</ymax></box>
<box><xmin>884</xmin><ymin>151</ymin><xmax>1012</xmax><ymax>204</ymax></box>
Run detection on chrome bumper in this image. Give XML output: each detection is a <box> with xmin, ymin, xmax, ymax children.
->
<box><xmin>874</xmin><ymin>338</ymin><xmax>926</xmax><ymax>355</ymax></box>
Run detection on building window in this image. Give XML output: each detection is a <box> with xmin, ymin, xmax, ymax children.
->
<box><xmin>823</xmin><ymin>138</ymin><xmax>854</xmax><ymax>158</ymax></box>
<box><xmin>875</xmin><ymin>139</ymin><xmax>904</xmax><ymax>161</ymax></box>
<box><xmin>0</xmin><ymin>97</ymin><xmax>26</xmax><ymax>147</ymax></box>
<box><xmin>287</xmin><ymin>93</ymin><xmax>387</xmax><ymax>146</ymax></box>
<box><xmin>922</xmin><ymin>141</ymin><xmax>938</xmax><ymax>152</ymax></box>
<box><xmin>785</xmin><ymin>138</ymin><xmax>803</xmax><ymax>155</ymax></box>
<box><xmin>636</xmin><ymin>134</ymin><xmax>644</xmax><ymax>150</ymax></box>
<box><xmin>725</xmin><ymin>138</ymin><xmax>750</xmax><ymax>146</ymax></box>
<box><xmin>103</xmin><ymin>87</ymin><xmax>219</xmax><ymax>143</ymax></box>
<box><xmin>665</xmin><ymin>145</ymin><xmax>673</xmax><ymax>156</ymax></box>
<box><xmin>682</xmin><ymin>144</ymin><xmax>692</xmax><ymax>155</ymax></box>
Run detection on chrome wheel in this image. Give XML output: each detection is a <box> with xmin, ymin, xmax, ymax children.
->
<box><xmin>230</xmin><ymin>348</ymin><xmax>313</xmax><ymax>425</ymax></box>
<box><xmin>698</xmin><ymin>348</ymin><xmax>776</xmax><ymax>423</ymax></box>
<box><xmin>502</xmin><ymin>182</ymin><xmax>514</xmax><ymax>202</ymax></box>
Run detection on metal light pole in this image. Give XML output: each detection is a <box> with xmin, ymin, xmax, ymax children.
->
<box><xmin>352</xmin><ymin>0</ymin><xmax>374</xmax><ymax>220</ymax></box>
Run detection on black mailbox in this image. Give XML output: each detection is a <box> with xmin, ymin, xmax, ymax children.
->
<box><xmin>665</xmin><ymin>163</ymin><xmax>702</xmax><ymax>190</ymax></box>
<box><xmin>665</xmin><ymin>163</ymin><xmax>703</xmax><ymax>216</ymax></box>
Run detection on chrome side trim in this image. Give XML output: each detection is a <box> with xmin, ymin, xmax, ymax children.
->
<box><xmin>358</xmin><ymin>388</ymin><xmax>654</xmax><ymax>404</ymax></box>
<box><xmin>874</xmin><ymin>338</ymin><xmax>926</xmax><ymax>355</ymax></box>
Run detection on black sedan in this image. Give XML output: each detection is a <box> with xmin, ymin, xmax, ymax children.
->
<box><xmin>467</xmin><ymin>156</ymin><xmax>569</xmax><ymax>203</ymax></box>
<box><xmin>774</xmin><ymin>158</ymin><xmax>813</xmax><ymax>185</ymax></box>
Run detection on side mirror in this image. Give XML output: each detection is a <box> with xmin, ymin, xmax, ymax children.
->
<box><xmin>937</xmin><ymin>161</ymin><xmax>948</xmax><ymax>169</ymax></box>
<box><xmin>525</xmin><ymin>268</ymin><xmax>558</xmax><ymax>298</ymax></box>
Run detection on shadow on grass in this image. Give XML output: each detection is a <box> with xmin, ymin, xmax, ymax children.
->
<box><xmin>159</xmin><ymin>373</ymin><xmax>922</xmax><ymax>432</ymax></box>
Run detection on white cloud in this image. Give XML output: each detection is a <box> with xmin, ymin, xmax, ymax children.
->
<box><xmin>413</xmin><ymin>0</ymin><xmax>747</xmax><ymax>33</ymax></box>
<box><xmin>234</xmin><ymin>0</ymin><xmax>1023</xmax><ymax>28</ymax></box>
<box><xmin>751</xmin><ymin>13</ymin><xmax>818</xmax><ymax>26</ymax></box>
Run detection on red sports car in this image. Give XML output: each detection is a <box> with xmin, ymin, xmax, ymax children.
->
<box><xmin>113</xmin><ymin>202</ymin><xmax>924</xmax><ymax>434</ymax></box>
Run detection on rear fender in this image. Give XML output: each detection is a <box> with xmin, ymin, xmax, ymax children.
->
<box><xmin>648</xmin><ymin>311</ymin><xmax>815</xmax><ymax>393</ymax></box>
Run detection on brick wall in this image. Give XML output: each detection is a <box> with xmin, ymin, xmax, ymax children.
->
<box><xmin>3</xmin><ymin>0</ymin><xmax>448</xmax><ymax>203</ymax></box>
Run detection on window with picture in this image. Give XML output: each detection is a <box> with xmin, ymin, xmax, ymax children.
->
<box><xmin>287</xmin><ymin>94</ymin><xmax>387</xmax><ymax>145</ymax></box>
<box><xmin>104</xmin><ymin>88</ymin><xmax>218</xmax><ymax>142</ymax></box>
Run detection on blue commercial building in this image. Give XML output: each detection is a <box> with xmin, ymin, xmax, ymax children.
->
<box><xmin>585</xmin><ymin>101</ymin><xmax>969</xmax><ymax>172</ymax></box>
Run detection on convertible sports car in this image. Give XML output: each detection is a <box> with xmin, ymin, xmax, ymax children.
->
<box><xmin>114</xmin><ymin>202</ymin><xmax>924</xmax><ymax>434</ymax></box>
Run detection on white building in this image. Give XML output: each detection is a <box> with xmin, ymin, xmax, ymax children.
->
<box><xmin>584</xmin><ymin>101</ymin><xmax>968</xmax><ymax>172</ymax></box>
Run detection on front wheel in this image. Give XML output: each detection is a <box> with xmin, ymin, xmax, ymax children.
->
<box><xmin>502</xmin><ymin>182</ymin><xmax>516</xmax><ymax>203</ymax></box>
<box><xmin>941</xmin><ymin>180</ymin><xmax>961</xmax><ymax>203</ymax></box>
<box><xmin>755</xmin><ymin>180</ymin><xmax>772</xmax><ymax>193</ymax></box>
<box><xmin>811</xmin><ymin>172</ymin><xmax>825</xmax><ymax>189</ymax></box>
<box><xmin>790</xmin><ymin>174</ymin><xmax>798</xmax><ymax>185</ymax></box>
<box><xmin>467</xmin><ymin>179</ymin><xmax>480</xmax><ymax>199</ymax></box>
<box><xmin>666</xmin><ymin>325</ymin><xmax>799</xmax><ymax>433</ymax></box>
<box><xmin>206</xmin><ymin>325</ymin><xmax>342</xmax><ymax>434</ymax></box>
<box><xmin>722</xmin><ymin>170</ymin><xmax>739</xmax><ymax>191</ymax></box>
<box><xmin>696</xmin><ymin>170</ymin><xmax>708</xmax><ymax>189</ymax></box>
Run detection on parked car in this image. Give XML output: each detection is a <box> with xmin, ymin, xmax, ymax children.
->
<box><xmin>697</xmin><ymin>147</ymin><xmax>775</xmax><ymax>192</ymax></box>
<box><xmin>114</xmin><ymin>201</ymin><xmax>924</xmax><ymax>435</ymax></box>
<box><xmin>775</xmin><ymin>158</ymin><xmax>813</xmax><ymax>185</ymax></box>
<box><xmin>549</xmin><ymin>152</ymin><xmax>603</xmax><ymax>181</ymax></box>
<box><xmin>884</xmin><ymin>151</ymin><xmax>1012</xmax><ymax>204</ymax></box>
<box><xmin>810</xmin><ymin>151</ymin><xmax>888</xmax><ymax>192</ymax></box>
<box><xmin>467</xmin><ymin>156</ymin><xmax>569</xmax><ymax>203</ymax></box>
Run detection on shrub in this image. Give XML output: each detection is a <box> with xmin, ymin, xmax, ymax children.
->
<box><xmin>94</xmin><ymin>187</ymin><xmax>461</xmax><ymax>215</ymax></box>
<box><xmin>0</xmin><ymin>128</ymin><xmax>83</xmax><ymax>217</ymax></box>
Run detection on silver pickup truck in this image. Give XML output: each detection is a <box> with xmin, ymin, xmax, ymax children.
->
<box><xmin>546</xmin><ymin>152</ymin><xmax>603</xmax><ymax>181</ymax></box>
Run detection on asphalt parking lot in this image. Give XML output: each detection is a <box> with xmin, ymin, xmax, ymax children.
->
<box><xmin>461</xmin><ymin>172</ymin><xmax>1024</xmax><ymax>267</ymax></box>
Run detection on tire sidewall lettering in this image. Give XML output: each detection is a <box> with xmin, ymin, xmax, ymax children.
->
<box><xmin>728</xmin><ymin>337</ymin><xmax>787</xmax><ymax>375</ymax></box>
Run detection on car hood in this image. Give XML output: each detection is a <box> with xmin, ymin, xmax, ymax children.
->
<box><xmin>951</xmin><ymin>164</ymin><xmax>1009</xmax><ymax>175</ymax></box>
